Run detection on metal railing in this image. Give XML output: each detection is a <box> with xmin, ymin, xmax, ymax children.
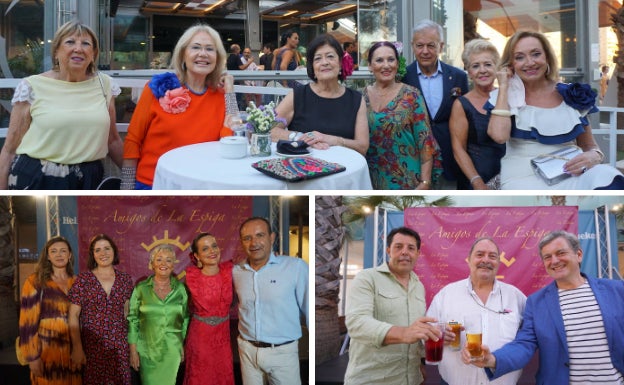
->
<box><xmin>595</xmin><ymin>107</ymin><xmax>624</xmax><ymax>168</ymax></box>
<box><xmin>1</xmin><ymin>72</ymin><xmax>623</xmax><ymax>169</ymax></box>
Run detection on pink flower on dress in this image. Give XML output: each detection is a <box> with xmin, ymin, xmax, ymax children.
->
<box><xmin>159</xmin><ymin>87</ymin><xmax>191</xmax><ymax>114</ymax></box>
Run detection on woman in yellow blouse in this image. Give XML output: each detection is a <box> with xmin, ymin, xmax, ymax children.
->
<box><xmin>0</xmin><ymin>20</ymin><xmax>122</xmax><ymax>189</ymax></box>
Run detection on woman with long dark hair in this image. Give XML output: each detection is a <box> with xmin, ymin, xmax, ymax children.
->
<box><xmin>68</xmin><ymin>234</ymin><xmax>134</xmax><ymax>385</ymax></box>
<box><xmin>18</xmin><ymin>236</ymin><xmax>81</xmax><ymax>384</ymax></box>
<box><xmin>183</xmin><ymin>233</ymin><xmax>234</xmax><ymax>385</ymax></box>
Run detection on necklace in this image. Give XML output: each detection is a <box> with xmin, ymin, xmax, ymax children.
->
<box><xmin>184</xmin><ymin>82</ymin><xmax>207</xmax><ymax>95</ymax></box>
<box><xmin>312</xmin><ymin>83</ymin><xmax>342</xmax><ymax>98</ymax></box>
<box><xmin>154</xmin><ymin>279</ymin><xmax>170</xmax><ymax>291</ymax></box>
<box><xmin>372</xmin><ymin>82</ymin><xmax>397</xmax><ymax>97</ymax></box>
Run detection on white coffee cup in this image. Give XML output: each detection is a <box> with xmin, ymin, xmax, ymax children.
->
<box><xmin>219</xmin><ymin>136</ymin><xmax>247</xmax><ymax>159</ymax></box>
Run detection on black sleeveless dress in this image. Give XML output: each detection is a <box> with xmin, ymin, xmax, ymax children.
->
<box><xmin>456</xmin><ymin>96</ymin><xmax>506</xmax><ymax>189</ymax></box>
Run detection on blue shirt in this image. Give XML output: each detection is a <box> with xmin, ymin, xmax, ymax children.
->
<box><xmin>417</xmin><ymin>61</ymin><xmax>443</xmax><ymax>118</ymax></box>
<box><xmin>233</xmin><ymin>253</ymin><xmax>309</xmax><ymax>344</ymax></box>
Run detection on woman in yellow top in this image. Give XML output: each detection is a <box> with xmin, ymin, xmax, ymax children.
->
<box><xmin>0</xmin><ymin>20</ymin><xmax>123</xmax><ymax>189</ymax></box>
<box><xmin>18</xmin><ymin>236</ymin><xmax>80</xmax><ymax>385</ymax></box>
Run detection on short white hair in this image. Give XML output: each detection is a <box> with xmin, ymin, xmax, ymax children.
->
<box><xmin>412</xmin><ymin>19</ymin><xmax>444</xmax><ymax>43</ymax></box>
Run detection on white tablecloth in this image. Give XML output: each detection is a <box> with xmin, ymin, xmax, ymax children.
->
<box><xmin>152</xmin><ymin>141</ymin><xmax>373</xmax><ymax>190</ymax></box>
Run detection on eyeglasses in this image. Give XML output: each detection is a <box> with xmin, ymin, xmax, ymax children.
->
<box><xmin>469</xmin><ymin>290</ymin><xmax>510</xmax><ymax>314</ymax></box>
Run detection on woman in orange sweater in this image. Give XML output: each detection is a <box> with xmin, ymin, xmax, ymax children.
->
<box><xmin>122</xmin><ymin>24</ymin><xmax>237</xmax><ymax>189</ymax></box>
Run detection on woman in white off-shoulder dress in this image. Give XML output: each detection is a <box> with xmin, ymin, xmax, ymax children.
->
<box><xmin>487</xmin><ymin>30</ymin><xmax>623</xmax><ymax>190</ymax></box>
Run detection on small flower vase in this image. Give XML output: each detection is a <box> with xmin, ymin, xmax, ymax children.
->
<box><xmin>250</xmin><ymin>133</ymin><xmax>271</xmax><ymax>156</ymax></box>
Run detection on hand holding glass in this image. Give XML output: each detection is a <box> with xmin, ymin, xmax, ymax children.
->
<box><xmin>448</xmin><ymin>320</ymin><xmax>462</xmax><ymax>351</ymax></box>
<box><xmin>424</xmin><ymin>322</ymin><xmax>446</xmax><ymax>365</ymax></box>
<box><xmin>464</xmin><ymin>313</ymin><xmax>483</xmax><ymax>361</ymax></box>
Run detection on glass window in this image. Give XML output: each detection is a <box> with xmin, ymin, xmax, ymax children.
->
<box><xmin>460</xmin><ymin>0</ymin><xmax>580</xmax><ymax>81</ymax></box>
<box><xmin>112</xmin><ymin>13</ymin><xmax>150</xmax><ymax>70</ymax></box>
<box><xmin>0</xmin><ymin>1</ymin><xmax>45</xmax><ymax>127</ymax></box>
<box><xmin>359</xmin><ymin>0</ymin><xmax>399</xmax><ymax>67</ymax></box>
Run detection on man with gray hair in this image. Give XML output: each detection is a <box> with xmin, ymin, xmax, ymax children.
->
<box><xmin>427</xmin><ymin>237</ymin><xmax>526</xmax><ymax>385</ymax></box>
<box><xmin>464</xmin><ymin>230</ymin><xmax>624</xmax><ymax>384</ymax></box>
<box><xmin>403</xmin><ymin>19</ymin><xmax>468</xmax><ymax>189</ymax></box>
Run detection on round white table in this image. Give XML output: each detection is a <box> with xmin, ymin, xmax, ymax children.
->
<box><xmin>152</xmin><ymin>141</ymin><xmax>373</xmax><ymax>190</ymax></box>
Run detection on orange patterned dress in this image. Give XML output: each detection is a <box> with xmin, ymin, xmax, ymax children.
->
<box><xmin>18</xmin><ymin>274</ymin><xmax>81</xmax><ymax>385</ymax></box>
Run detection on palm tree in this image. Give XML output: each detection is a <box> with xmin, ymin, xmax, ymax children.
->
<box><xmin>611</xmin><ymin>6</ymin><xmax>624</xmax><ymax>149</ymax></box>
<box><xmin>550</xmin><ymin>196</ymin><xmax>567</xmax><ymax>206</ymax></box>
<box><xmin>0</xmin><ymin>197</ymin><xmax>14</xmax><ymax>297</ymax></box>
<box><xmin>315</xmin><ymin>195</ymin><xmax>347</xmax><ymax>365</ymax></box>
<box><xmin>0</xmin><ymin>196</ymin><xmax>17</xmax><ymax>346</ymax></box>
<box><xmin>343</xmin><ymin>195</ymin><xmax>454</xmax><ymax>224</ymax></box>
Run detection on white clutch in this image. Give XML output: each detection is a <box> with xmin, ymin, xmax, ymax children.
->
<box><xmin>530</xmin><ymin>145</ymin><xmax>582</xmax><ymax>185</ymax></box>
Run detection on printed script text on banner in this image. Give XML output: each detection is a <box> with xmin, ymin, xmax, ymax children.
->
<box><xmin>77</xmin><ymin>196</ymin><xmax>253</xmax><ymax>282</ymax></box>
<box><xmin>404</xmin><ymin>206</ymin><xmax>578</xmax><ymax>306</ymax></box>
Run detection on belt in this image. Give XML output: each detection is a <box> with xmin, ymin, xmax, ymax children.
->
<box><xmin>193</xmin><ymin>314</ymin><xmax>229</xmax><ymax>326</ymax></box>
<box><xmin>244</xmin><ymin>338</ymin><xmax>294</xmax><ymax>348</ymax></box>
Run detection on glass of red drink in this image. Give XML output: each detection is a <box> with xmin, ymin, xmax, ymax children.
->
<box><xmin>424</xmin><ymin>322</ymin><xmax>446</xmax><ymax>365</ymax></box>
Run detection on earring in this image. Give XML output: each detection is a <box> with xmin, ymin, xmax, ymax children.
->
<box><xmin>197</xmin><ymin>261</ymin><xmax>203</xmax><ymax>268</ymax></box>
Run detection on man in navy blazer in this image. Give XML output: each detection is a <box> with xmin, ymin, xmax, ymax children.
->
<box><xmin>463</xmin><ymin>230</ymin><xmax>624</xmax><ymax>385</ymax></box>
<box><xmin>403</xmin><ymin>19</ymin><xmax>468</xmax><ymax>189</ymax></box>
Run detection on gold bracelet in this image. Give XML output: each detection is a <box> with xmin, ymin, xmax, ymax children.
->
<box><xmin>420</xmin><ymin>180</ymin><xmax>430</xmax><ymax>185</ymax></box>
<box><xmin>491</xmin><ymin>109</ymin><xmax>512</xmax><ymax>117</ymax></box>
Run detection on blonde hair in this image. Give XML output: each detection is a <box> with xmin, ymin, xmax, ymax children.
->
<box><xmin>170</xmin><ymin>24</ymin><xmax>226</xmax><ymax>90</ymax></box>
<box><xmin>500</xmin><ymin>30</ymin><xmax>558</xmax><ymax>82</ymax></box>
<box><xmin>462</xmin><ymin>39</ymin><xmax>500</xmax><ymax>69</ymax></box>
<box><xmin>148</xmin><ymin>244</ymin><xmax>179</xmax><ymax>271</ymax></box>
<box><xmin>51</xmin><ymin>20</ymin><xmax>99</xmax><ymax>75</ymax></box>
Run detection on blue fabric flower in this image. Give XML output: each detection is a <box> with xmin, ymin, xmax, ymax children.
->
<box><xmin>148</xmin><ymin>72</ymin><xmax>181</xmax><ymax>99</ymax></box>
<box><xmin>556</xmin><ymin>82</ymin><xmax>599</xmax><ymax>115</ymax></box>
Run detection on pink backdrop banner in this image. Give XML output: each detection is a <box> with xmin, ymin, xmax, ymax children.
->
<box><xmin>77</xmin><ymin>196</ymin><xmax>253</xmax><ymax>282</ymax></box>
<box><xmin>403</xmin><ymin>206</ymin><xmax>578</xmax><ymax>306</ymax></box>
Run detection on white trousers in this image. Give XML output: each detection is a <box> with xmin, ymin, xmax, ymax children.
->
<box><xmin>237</xmin><ymin>336</ymin><xmax>301</xmax><ymax>385</ymax></box>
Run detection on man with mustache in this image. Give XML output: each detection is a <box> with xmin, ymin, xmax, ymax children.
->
<box><xmin>427</xmin><ymin>237</ymin><xmax>526</xmax><ymax>385</ymax></box>
<box><xmin>464</xmin><ymin>231</ymin><xmax>624</xmax><ymax>385</ymax></box>
<box><xmin>344</xmin><ymin>227</ymin><xmax>444</xmax><ymax>385</ymax></box>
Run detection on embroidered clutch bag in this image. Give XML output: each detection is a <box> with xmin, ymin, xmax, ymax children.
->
<box><xmin>251</xmin><ymin>157</ymin><xmax>346</xmax><ymax>182</ymax></box>
<box><xmin>530</xmin><ymin>145</ymin><xmax>582</xmax><ymax>185</ymax></box>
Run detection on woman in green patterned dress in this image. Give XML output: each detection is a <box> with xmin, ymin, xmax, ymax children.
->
<box><xmin>364</xmin><ymin>41</ymin><xmax>442</xmax><ymax>189</ymax></box>
<box><xmin>127</xmin><ymin>244</ymin><xmax>189</xmax><ymax>385</ymax></box>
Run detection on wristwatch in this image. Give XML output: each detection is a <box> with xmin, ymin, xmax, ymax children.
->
<box><xmin>288</xmin><ymin>131</ymin><xmax>299</xmax><ymax>141</ymax></box>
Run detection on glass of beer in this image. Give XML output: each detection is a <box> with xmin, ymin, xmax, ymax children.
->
<box><xmin>424</xmin><ymin>322</ymin><xmax>446</xmax><ymax>365</ymax></box>
<box><xmin>464</xmin><ymin>313</ymin><xmax>483</xmax><ymax>361</ymax></box>
<box><xmin>448</xmin><ymin>320</ymin><xmax>462</xmax><ymax>351</ymax></box>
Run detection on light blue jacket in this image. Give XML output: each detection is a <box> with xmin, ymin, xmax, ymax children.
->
<box><xmin>486</xmin><ymin>274</ymin><xmax>624</xmax><ymax>385</ymax></box>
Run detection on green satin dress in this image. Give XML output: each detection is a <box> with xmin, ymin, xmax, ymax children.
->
<box><xmin>127</xmin><ymin>275</ymin><xmax>189</xmax><ymax>385</ymax></box>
